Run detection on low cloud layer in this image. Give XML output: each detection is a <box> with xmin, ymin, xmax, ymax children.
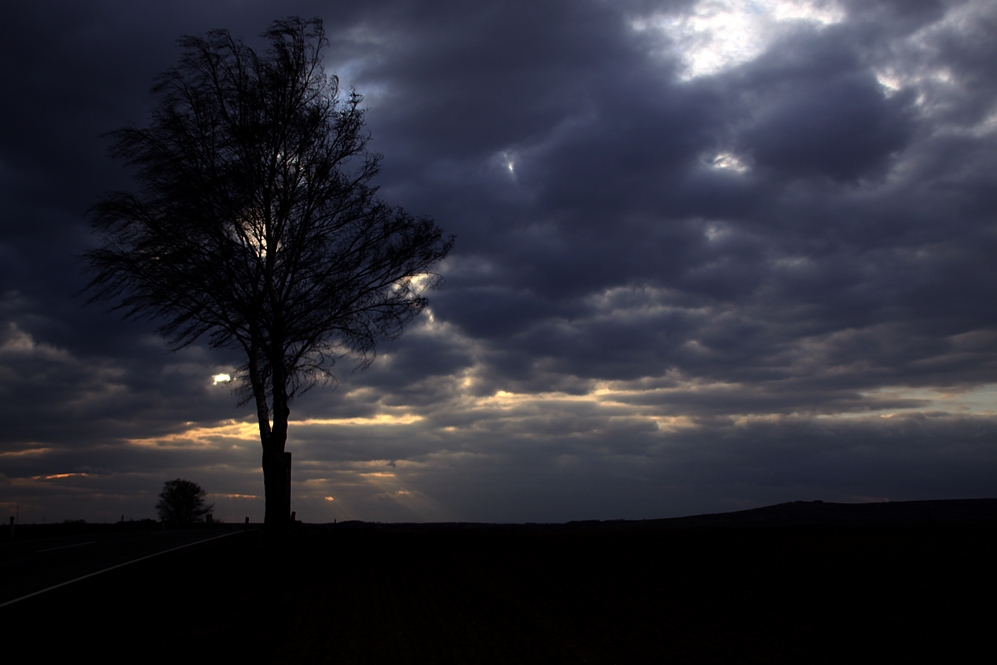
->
<box><xmin>2</xmin><ymin>0</ymin><xmax>995</xmax><ymax>523</ymax></box>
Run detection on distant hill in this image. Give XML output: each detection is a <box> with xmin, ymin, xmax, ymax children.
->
<box><xmin>328</xmin><ymin>498</ymin><xmax>997</xmax><ymax>532</ymax></box>
<box><xmin>579</xmin><ymin>498</ymin><xmax>997</xmax><ymax>529</ymax></box>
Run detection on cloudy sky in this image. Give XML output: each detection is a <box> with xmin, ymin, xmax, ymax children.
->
<box><xmin>2</xmin><ymin>0</ymin><xmax>996</xmax><ymax>524</ymax></box>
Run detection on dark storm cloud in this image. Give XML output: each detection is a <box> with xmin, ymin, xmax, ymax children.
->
<box><xmin>1</xmin><ymin>0</ymin><xmax>995</xmax><ymax>522</ymax></box>
<box><xmin>377</xmin><ymin>0</ymin><xmax>997</xmax><ymax>397</ymax></box>
<box><xmin>734</xmin><ymin>39</ymin><xmax>916</xmax><ymax>182</ymax></box>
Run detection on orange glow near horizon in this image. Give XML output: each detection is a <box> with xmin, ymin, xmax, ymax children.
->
<box><xmin>32</xmin><ymin>472</ymin><xmax>90</xmax><ymax>480</ymax></box>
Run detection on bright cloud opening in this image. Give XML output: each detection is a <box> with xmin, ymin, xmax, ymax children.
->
<box><xmin>709</xmin><ymin>152</ymin><xmax>749</xmax><ymax>173</ymax></box>
<box><xmin>492</xmin><ymin>149</ymin><xmax>520</xmax><ymax>180</ymax></box>
<box><xmin>632</xmin><ymin>0</ymin><xmax>846</xmax><ymax>80</ymax></box>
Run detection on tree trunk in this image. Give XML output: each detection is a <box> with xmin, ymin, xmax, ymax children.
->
<box><xmin>263</xmin><ymin>449</ymin><xmax>291</xmax><ymax>528</ymax></box>
<box><xmin>249</xmin><ymin>338</ymin><xmax>294</xmax><ymax>530</ymax></box>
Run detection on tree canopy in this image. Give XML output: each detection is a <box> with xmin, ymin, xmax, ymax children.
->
<box><xmin>86</xmin><ymin>17</ymin><xmax>453</xmax><ymax>527</ymax></box>
<box><xmin>156</xmin><ymin>478</ymin><xmax>213</xmax><ymax>525</ymax></box>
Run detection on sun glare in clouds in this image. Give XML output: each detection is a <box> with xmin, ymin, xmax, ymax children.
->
<box><xmin>708</xmin><ymin>151</ymin><xmax>749</xmax><ymax>173</ymax></box>
<box><xmin>490</xmin><ymin>150</ymin><xmax>520</xmax><ymax>181</ymax></box>
<box><xmin>632</xmin><ymin>0</ymin><xmax>846</xmax><ymax>80</ymax></box>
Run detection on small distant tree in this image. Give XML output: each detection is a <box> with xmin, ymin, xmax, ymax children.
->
<box><xmin>156</xmin><ymin>479</ymin><xmax>213</xmax><ymax>525</ymax></box>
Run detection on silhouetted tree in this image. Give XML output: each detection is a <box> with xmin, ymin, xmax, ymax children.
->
<box><xmin>86</xmin><ymin>18</ymin><xmax>453</xmax><ymax>529</ymax></box>
<box><xmin>157</xmin><ymin>479</ymin><xmax>213</xmax><ymax>525</ymax></box>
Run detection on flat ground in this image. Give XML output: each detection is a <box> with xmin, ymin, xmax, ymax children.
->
<box><xmin>4</xmin><ymin>517</ymin><xmax>995</xmax><ymax>663</ymax></box>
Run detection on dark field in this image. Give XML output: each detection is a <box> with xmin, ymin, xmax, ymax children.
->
<box><xmin>5</xmin><ymin>502</ymin><xmax>996</xmax><ymax>663</ymax></box>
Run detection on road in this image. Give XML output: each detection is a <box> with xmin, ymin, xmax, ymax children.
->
<box><xmin>0</xmin><ymin>525</ymin><xmax>243</xmax><ymax>606</ymax></box>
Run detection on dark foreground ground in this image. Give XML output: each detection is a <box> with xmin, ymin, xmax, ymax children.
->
<box><xmin>4</xmin><ymin>500</ymin><xmax>996</xmax><ymax>663</ymax></box>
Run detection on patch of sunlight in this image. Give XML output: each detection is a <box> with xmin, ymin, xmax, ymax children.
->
<box><xmin>855</xmin><ymin>384</ymin><xmax>997</xmax><ymax>418</ymax></box>
<box><xmin>127</xmin><ymin>419</ymin><xmax>259</xmax><ymax>448</ymax></box>
<box><xmin>359</xmin><ymin>471</ymin><xmax>397</xmax><ymax>479</ymax></box>
<box><xmin>0</xmin><ymin>447</ymin><xmax>56</xmax><ymax>458</ymax></box>
<box><xmin>631</xmin><ymin>0</ymin><xmax>845</xmax><ymax>80</ymax></box>
<box><xmin>492</xmin><ymin>149</ymin><xmax>519</xmax><ymax>181</ymax></box>
<box><xmin>295</xmin><ymin>413</ymin><xmax>424</xmax><ymax>427</ymax></box>
<box><xmin>874</xmin><ymin>68</ymin><xmax>904</xmax><ymax>96</ymax></box>
<box><xmin>473</xmin><ymin>389</ymin><xmax>601</xmax><ymax>410</ymax></box>
<box><xmin>466</xmin><ymin>385</ymin><xmax>702</xmax><ymax>432</ymax></box>
<box><xmin>708</xmin><ymin>152</ymin><xmax>749</xmax><ymax>173</ymax></box>
<box><xmin>127</xmin><ymin>412</ymin><xmax>424</xmax><ymax>449</ymax></box>
<box><xmin>32</xmin><ymin>472</ymin><xmax>90</xmax><ymax>480</ymax></box>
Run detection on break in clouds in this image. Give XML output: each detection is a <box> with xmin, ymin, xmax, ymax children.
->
<box><xmin>1</xmin><ymin>0</ymin><xmax>996</xmax><ymax>523</ymax></box>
